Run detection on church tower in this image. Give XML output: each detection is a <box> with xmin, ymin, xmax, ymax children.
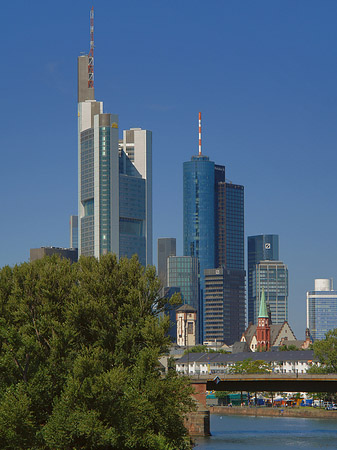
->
<box><xmin>256</xmin><ymin>288</ymin><xmax>270</xmax><ymax>351</ymax></box>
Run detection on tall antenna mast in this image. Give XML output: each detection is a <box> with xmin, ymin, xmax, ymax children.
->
<box><xmin>198</xmin><ymin>112</ymin><xmax>202</xmax><ymax>156</ymax></box>
<box><xmin>88</xmin><ymin>7</ymin><xmax>94</xmax><ymax>88</ymax></box>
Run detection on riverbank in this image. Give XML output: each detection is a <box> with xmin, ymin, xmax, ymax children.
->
<box><xmin>210</xmin><ymin>405</ymin><xmax>337</xmax><ymax>419</ymax></box>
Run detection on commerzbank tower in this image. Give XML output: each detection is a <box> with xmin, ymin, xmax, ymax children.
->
<box><xmin>77</xmin><ymin>8</ymin><xmax>152</xmax><ymax>265</ymax></box>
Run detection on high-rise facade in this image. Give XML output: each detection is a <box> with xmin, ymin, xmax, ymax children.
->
<box><xmin>118</xmin><ymin>128</ymin><xmax>152</xmax><ymax>265</ymax></box>
<box><xmin>183</xmin><ymin>155</ymin><xmax>215</xmax><ymax>284</ymax></box>
<box><xmin>157</xmin><ymin>238</ymin><xmax>176</xmax><ymax>288</ymax></box>
<box><xmin>167</xmin><ymin>256</ymin><xmax>200</xmax><ymax>342</ymax></box>
<box><xmin>167</xmin><ymin>256</ymin><xmax>200</xmax><ymax>313</ymax></box>
<box><xmin>307</xmin><ymin>279</ymin><xmax>337</xmax><ymax>341</ymax></box>
<box><xmin>77</xmin><ymin>13</ymin><xmax>152</xmax><ymax>265</ymax></box>
<box><xmin>204</xmin><ymin>267</ymin><xmax>245</xmax><ymax>345</ymax></box>
<box><xmin>183</xmin><ymin>116</ymin><xmax>245</xmax><ymax>341</ymax></box>
<box><xmin>69</xmin><ymin>215</ymin><xmax>78</xmax><ymax>249</ymax></box>
<box><xmin>247</xmin><ymin>234</ymin><xmax>279</xmax><ymax>324</ymax></box>
<box><xmin>30</xmin><ymin>247</ymin><xmax>78</xmax><ymax>264</ymax></box>
<box><xmin>252</xmin><ymin>260</ymin><xmax>288</xmax><ymax>324</ymax></box>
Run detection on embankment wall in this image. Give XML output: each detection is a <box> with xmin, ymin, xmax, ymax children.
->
<box><xmin>210</xmin><ymin>406</ymin><xmax>337</xmax><ymax>419</ymax></box>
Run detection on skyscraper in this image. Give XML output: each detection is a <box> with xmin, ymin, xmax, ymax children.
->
<box><xmin>167</xmin><ymin>255</ymin><xmax>200</xmax><ymax>343</ymax></box>
<box><xmin>69</xmin><ymin>215</ymin><xmax>78</xmax><ymax>249</ymax></box>
<box><xmin>252</xmin><ymin>260</ymin><xmax>288</xmax><ymax>324</ymax></box>
<box><xmin>77</xmin><ymin>9</ymin><xmax>152</xmax><ymax>265</ymax></box>
<box><xmin>167</xmin><ymin>256</ymin><xmax>200</xmax><ymax>314</ymax></box>
<box><xmin>204</xmin><ymin>267</ymin><xmax>245</xmax><ymax>345</ymax></box>
<box><xmin>247</xmin><ymin>234</ymin><xmax>279</xmax><ymax>324</ymax></box>
<box><xmin>183</xmin><ymin>155</ymin><xmax>215</xmax><ymax>283</ymax></box>
<box><xmin>307</xmin><ymin>279</ymin><xmax>337</xmax><ymax>341</ymax></box>
<box><xmin>183</xmin><ymin>113</ymin><xmax>245</xmax><ymax>341</ymax></box>
<box><xmin>157</xmin><ymin>238</ymin><xmax>176</xmax><ymax>288</ymax></box>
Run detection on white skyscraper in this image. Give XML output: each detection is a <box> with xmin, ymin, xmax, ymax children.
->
<box><xmin>77</xmin><ymin>10</ymin><xmax>152</xmax><ymax>265</ymax></box>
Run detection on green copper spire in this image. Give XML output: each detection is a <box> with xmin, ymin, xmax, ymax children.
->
<box><xmin>258</xmin><ymin>288</ymin><xmax>269</xmax><ymax>318</ymax></box>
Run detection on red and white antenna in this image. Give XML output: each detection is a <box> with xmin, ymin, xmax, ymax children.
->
<box><xmin>198</xmin><ymin>112</ymin><xmax>202</xmax><ymax>156</ymax></box>
<box><xmin>88</xmin><ymin>7</ymin><xmax>94</xmax><ymax>88</ymax></box>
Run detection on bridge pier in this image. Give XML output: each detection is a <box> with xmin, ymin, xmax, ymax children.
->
<box><xmin>185</xmin><ymin>400</ymin><xmax>210</xmax><ymax>437</ymax></box>
<box><xmin>185</xmin><ymin>381</ymin><xmax>210</xmax><ymax>437</ymax></box>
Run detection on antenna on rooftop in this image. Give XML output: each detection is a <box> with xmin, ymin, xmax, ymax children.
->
<box><xmin>88</xmin><ymin>7</ymin><xmax>94</xmax><ymax>88</ymax></box>
<box><xmin>198</xmin><ymin>112</ymin><xmax>202</xmax><ymax>156</ymax></box>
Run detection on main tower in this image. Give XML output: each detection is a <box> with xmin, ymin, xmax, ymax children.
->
<box><xmin>183</xmin><ymin>113</ymin><xmax>245</xmax><ymax>343</ymax></box>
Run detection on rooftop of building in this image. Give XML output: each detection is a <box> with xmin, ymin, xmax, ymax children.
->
<box><xmin>176</xmin><ymin>304</ymin><xmax>197</xmax><ymax>313</ymax></box>
<box><xmin>242</xmin><ymin>321</ymin><xmax>296</xmax><ymax>345</ymax></box>
<box><xmin>177</xmin><ymin>350</ymin><xmax>316</xmax><ymax>364</ymax></box>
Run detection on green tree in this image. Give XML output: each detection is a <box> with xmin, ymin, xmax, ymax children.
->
<box><xmin>228</xmin><ymin>358</ymin><xmax>272</xmax><ymax>374</ymax></box>
<box><xmin>279</xmin><ymin>344</ymin><xmax>301</xmax><ymax>351</ymax></box>
<box><xmin>0</xmin><ymin>254</ymin><xmax>194</xmax><ymax>450</ymax></box>
<box><xmin>308</xmin><ymin>329</ymin><xmax>337</xmax><ymax>374</ymax></box>
<box><xmin>183</xmin><ymin>345</ymin><xmax>229</xmax><ymax>355</ymax></box>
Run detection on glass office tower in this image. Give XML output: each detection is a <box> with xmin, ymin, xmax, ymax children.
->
<box><xmin>167</xmin><ymin>256</ymin><xmax>200</xmax><ymax>343</ymax></box>
<box><xmin>225</xmin><ymin>183</ymin><xmax>244</xmax><ymax>270</ymax></box>
<box><xmin>252</xmin><ymin>260</ymin><xmax>288</xmax><ymax>324</ymax></box>
<box><xmin>183</xmin><ymin>156</ymin><xmax>215</xmax><ymax>279</ymax></box>
<box><xmin>307</xmin><ymin>279</ymin><xmax>337</xmax><ymax>341</ymax></box>
<box><xmin>69</xmin><ymin>215</ymin><xmax>78</xmax><ymax>249</ymax></box>
<box><xmin>183</xmin><ymin>155</ymin><xmax>214</xmax><ymax>339</ymax></box>
<box><xmin>77</xmin><ymin>52</ymin><xmax>152</xmax><ymax>265</ymax></box>
<box><xmin>157</xmin><ymin>238</ymin><xmax>176</xmax><ymax>288</ymax></box>
<box><xmin>184</xmin><ymin>153</ymin><xmax>245</xmax><ymax>342</ymax></box>
<box><xmin>248</xmin><ymin>234</ymin><xmax>279</xmax><ymax>324</ymax></box>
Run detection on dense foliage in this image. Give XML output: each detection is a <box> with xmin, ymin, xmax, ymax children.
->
<box><xmin>0</xmin><ymin>254</ymin><xmax>194</xmax><ymax>450</ymax></box>
<box><xmin>278</xmin><ymin>344</ymin><xmax>301</xmax><ymax>351</ymax></box>
<box><xmin>227</xmin><ymin>358</ymin><xmax>272</xmax><ymax>374</ymax></box>
<box><xmin>308</xmin><ymin>329</ymin><xmax>337</xmax><ymax>374</ymax></box>
<box><xmin>183</xmin><ymin>345</ymin><xmax>229</xmax><ymax>355</ymax></box>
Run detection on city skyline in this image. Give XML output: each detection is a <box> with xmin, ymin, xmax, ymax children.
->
<box><xmin>3</xmin><ymin>1</ymin><xmax>337</xmax><ymax>338</ymax></box>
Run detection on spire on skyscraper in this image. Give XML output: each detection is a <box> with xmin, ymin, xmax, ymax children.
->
<box><xmin>88</xmin><ymin>7</ymin><xmax>94</xmax><ymax>88</ymax></box>
<box><xmin>198</xmin><ymin>112</ymin><xmax>202</xmax><ymax>156</ymax></box>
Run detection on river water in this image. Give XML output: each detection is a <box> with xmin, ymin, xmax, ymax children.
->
<box><xmin>194</xmin><ymin>414</ymin><xmax>337</xmax><ymax>449</ymax></box>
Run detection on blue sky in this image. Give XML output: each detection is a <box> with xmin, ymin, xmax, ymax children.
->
<box><xmin>2</xmin><ymin>0</ymin><xmax>337</xmax><ymax>338</ymax></box>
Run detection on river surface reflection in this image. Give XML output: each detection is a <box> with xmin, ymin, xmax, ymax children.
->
<box><xmin>195</xmin><ymin>414</ymin><xmax>337</xmax><ymax>449</ymax></box>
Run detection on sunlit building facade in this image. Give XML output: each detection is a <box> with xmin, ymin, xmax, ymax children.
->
<box><xmin>183</xmin><ymin>153</ymin><xmax>245</xmax><ymax>342</ymax></box>
<box><xmin>307</xmin><ymin>278</ymin><xmax>337</xmax><ymax>341</ymax></box>
<box><xmin>77</xmin><ymin>55</ymin><xmax>152</xmax><ymax>265</ymax></box>
<box><xmin>252</xmin><ymin>260</ymin><xmax>288</xmax><ymax>324</ymax></box>
<box><xmin>167</xmin><ymin>256</ymin><xmax>200</xmax><ymax>343</ymax></box>
<box><xmin>248</xmin><ymin>234</ymin><xmax>279</xmax><ymax>324</ymax></box>
<box><xmin>204</xmin><ymin>267</ymin><xmax>245</xmax><ymax>345</ymax></box>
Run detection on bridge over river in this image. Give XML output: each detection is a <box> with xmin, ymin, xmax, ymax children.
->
<box><xmin>185</xmin><ymin>374</ymin><xmax>337</xmax><ymax>437</ymax></box>
<box><xmin>190</xmin><ymin>373</ymin><xmax>337</xmax><ymax>394</ymax></box>
<box><xmin>188</xmin><ymin>373</ymin><xmax>337</xmax><ymax>410</ymax></box>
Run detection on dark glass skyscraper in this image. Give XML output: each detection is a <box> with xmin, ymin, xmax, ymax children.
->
<box><xmin>225</xmin><ymin>183</ymin><xmax>244</xmax><ymax>270</ymax></box>
<box><xmin>204</xmin><ymin>267</ymin><xmax>245</xmax><ymax>345</ymax></box>
<box><xmin>183</xmin><ymin>156</ymin><xmax>215</xmax><ymax>279</ymax></box>
<box><xmin>157</xmin><ymin>238</ymin><xmax>176</xmax><ymax>288</ymax></box>
<box><xmin>183</xmin><ymin>147</ymin><xmax>245</xmax><ymax>341</ymax></box>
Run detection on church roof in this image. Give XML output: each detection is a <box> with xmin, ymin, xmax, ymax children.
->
<box><xmin>258</xmin><ymin>288</ymin><xmax>269</xmax><ymax>318</ymax></box>
<box><xmin>241</xmin><ymin>322</ymin><xmax>295</xmax><ymax>347</ymax></box>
